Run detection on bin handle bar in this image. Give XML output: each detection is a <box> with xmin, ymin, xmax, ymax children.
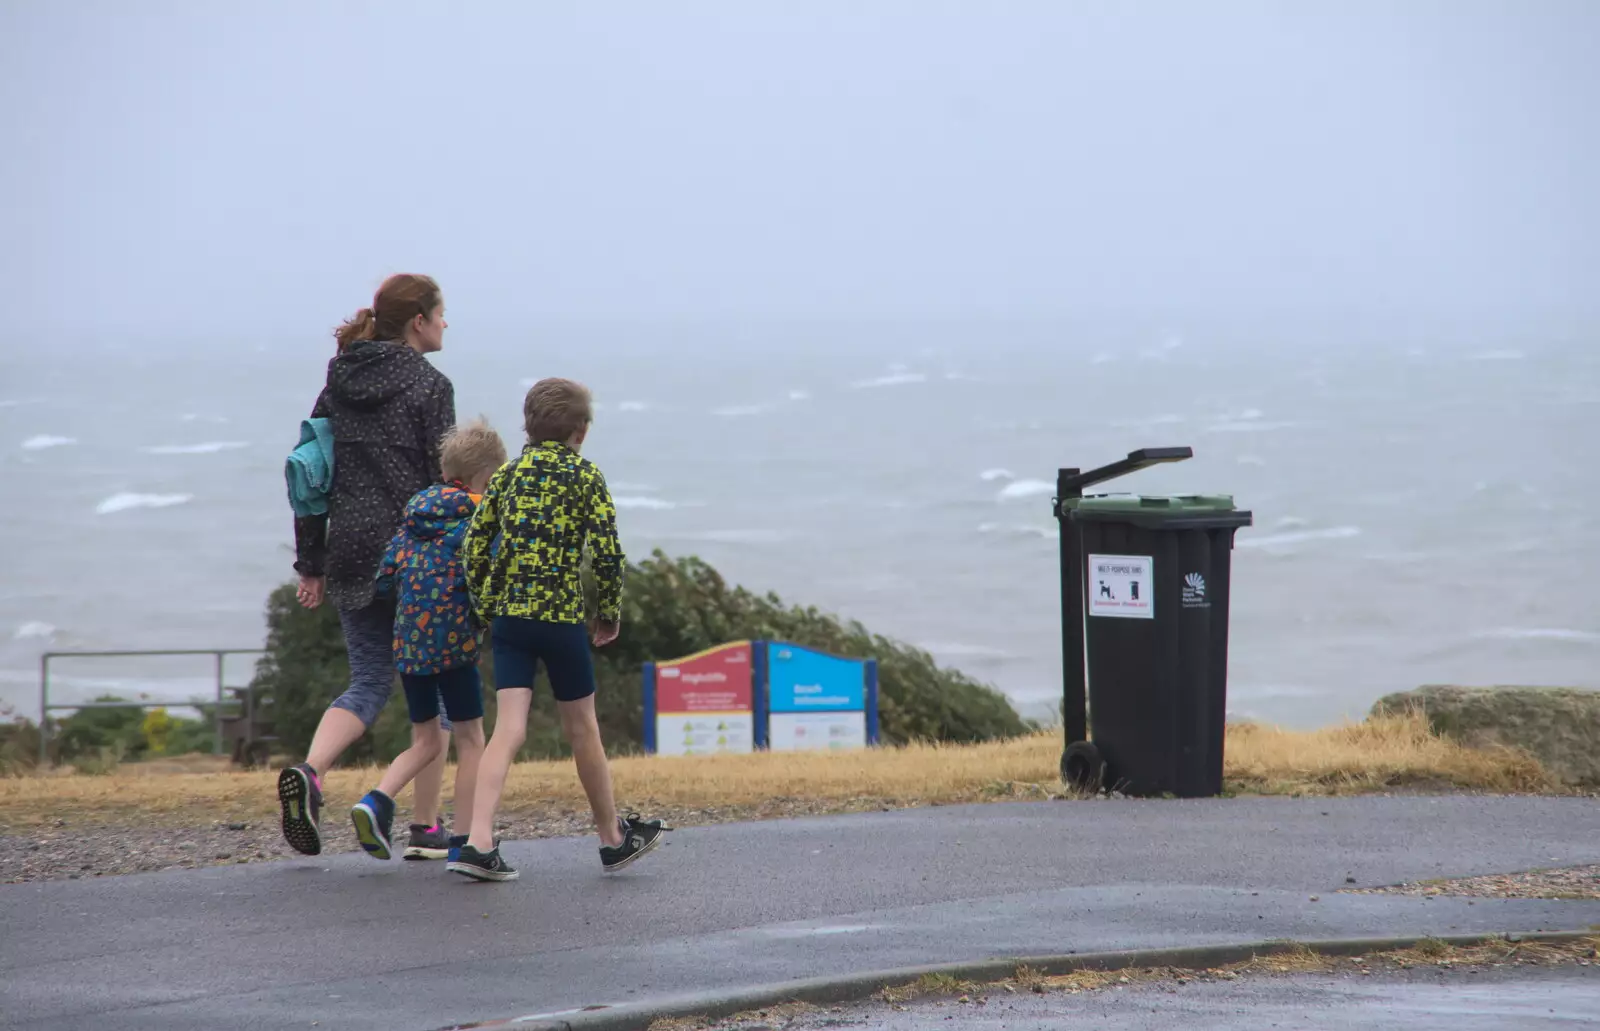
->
<box><xmin>1056</xmin><ymin>447</ymin><xmax>1192</xmax><ymax>502</ymax></box>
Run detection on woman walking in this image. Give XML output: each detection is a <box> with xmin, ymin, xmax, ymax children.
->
<box><xmin>278</xmin><ymin>273</ymin><xmax>459</xmax><ymax>858</ymax></box>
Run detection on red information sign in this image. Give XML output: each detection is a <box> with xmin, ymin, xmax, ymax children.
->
<box><xmin>656</xmin><ymin>641</ymin><xmax>753</xmax><ymax>714</ymax></box>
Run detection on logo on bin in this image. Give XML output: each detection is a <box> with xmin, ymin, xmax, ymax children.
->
<box><xmin>1182</xmin><ymin>572</ymin><xmax>1209</xmax><ymax>608</ymax></box>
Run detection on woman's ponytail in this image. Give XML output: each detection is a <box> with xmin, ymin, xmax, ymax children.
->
<box><xmin>333</xmin><ymin>307</ymin><xmax>378</xmax><ymax>352</ymax></box>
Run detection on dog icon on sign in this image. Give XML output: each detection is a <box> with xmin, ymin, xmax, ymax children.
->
<box><xmin>1098</xmin><ymin>581</ymin><xmax>1113</xmax><ymax>600</ymax></box>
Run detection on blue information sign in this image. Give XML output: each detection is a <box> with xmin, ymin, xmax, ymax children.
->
<box><xmin>767</xmin><ymin>644</ymin><xmax>867</xmax><ymax>712</ymax></box>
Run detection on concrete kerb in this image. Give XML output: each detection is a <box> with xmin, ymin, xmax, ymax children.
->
<box><xmin>448</xmin><ymin>929</ymin><xmax>1599</xmax><ymax>1031</ymax></box>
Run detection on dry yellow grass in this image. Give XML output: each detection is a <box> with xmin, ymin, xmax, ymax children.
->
<box><xmin>1223</xmin><ymin>711</ymin><xmax>1554</xmax><ymax>795</ymax></box>
<box><xmin>0</xmin><ymin>711</ymin><xmax>1559</xmax><ymax>831</ymax></box>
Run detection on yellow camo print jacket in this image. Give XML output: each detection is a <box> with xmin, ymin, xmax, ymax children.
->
<box><xmin>463</xmin><ymin>441</ymin><xmax>624</xmax><ymax>625</ymax></box>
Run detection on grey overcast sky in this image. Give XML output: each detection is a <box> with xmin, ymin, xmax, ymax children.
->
<box><xmin>2</xmin><ymin>1</ymin><xmax>1596</xmax><ymax>340</ymax></box>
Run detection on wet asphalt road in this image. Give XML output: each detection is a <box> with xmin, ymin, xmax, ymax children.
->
<box><xmin>3</xmin><ymin>796</ymin><xmax>1599</xmax><ymax>1031</ymax></box>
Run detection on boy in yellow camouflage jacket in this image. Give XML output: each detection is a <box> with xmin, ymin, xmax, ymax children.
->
<box><xmin>449</xmin><ymin>378</ymin><xmax>666</xmax><ymax>881</ymax></box>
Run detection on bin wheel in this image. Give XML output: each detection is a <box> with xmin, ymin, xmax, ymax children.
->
<box><xmin>1061</xmin><ymin>741</ymin><xmax>1105</xmax><ymax>793</ymax></box>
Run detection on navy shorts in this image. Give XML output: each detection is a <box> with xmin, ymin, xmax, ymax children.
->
<box><xmin>401</xmin><ymin>664</ymin><xmax>485</xmax><ymax>724</ymax></box>
<box><xmin>491</xmin><ymin>616</ymin><xmax>596</xmax><ymax>702</ymax></box>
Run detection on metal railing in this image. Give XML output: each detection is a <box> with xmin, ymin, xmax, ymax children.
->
<box><xmin>38</xmin><ymin>649</ymin><xmax>266</xmax><ymax>766</ymax></box>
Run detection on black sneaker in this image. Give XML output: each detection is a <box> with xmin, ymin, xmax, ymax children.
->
<box><xmin>599</xmin><ymin>814</ymin><xmax>667</xmax><ymax>872</ymax></box>
<box><xmin>447</xmin><ymin>845</ymin><xmax>519</xmax><ymax>882</ymax></box>
<box><xmin>447</xmin><ymin>834</ymin><xmax>502</xmax><ymax>864</ymax></box>
<box><xmin>277</xmin><ymin>763</ymin><xmax>323</xmax><ymax>856</ymax></box>
<box><xmin>403</xmin><ymin>821</ymin><xmax>451</xmax><ymax>861</ymax></box>
<box><xmin>350</xmin><ymin>791</ymin><xmax>397</xmax><ymax>861</ymax></box>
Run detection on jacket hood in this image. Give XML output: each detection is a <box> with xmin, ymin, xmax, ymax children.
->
<box><xmin>403</xmin><ymin>485</ymin><xmax>477</xmax><ymax>541</ymax></box>
<box><xmin>328</xmin><ymin>340</ymin><xmax>428</xmax><ymax>411</ymax></box>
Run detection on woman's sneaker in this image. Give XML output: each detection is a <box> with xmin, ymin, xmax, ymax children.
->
<box><xmin>350</xmin><ymin>791</ymin><xmax>397</xmax><ymax>860</ymax></box>
<box><xmin>403</xmin><ymin>822</ymin><xmax>451</xmax><ymax>860</ymax></box>
<box><xmin>448</xmin><ymin>845</ymin><xmax>519</xmax><ymax>882</ymax></box>
<box><xmin>277</xmin><ymin>764</ymin><xmax>323</xmax><ymax>856</ymax></box>
<box><xmin>600</xmin><ymin>814</ymin><xmax>667</xmax><ymax>872</ymax></box>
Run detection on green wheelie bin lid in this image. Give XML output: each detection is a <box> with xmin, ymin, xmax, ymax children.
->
<box><xmin>1062</xmin><ymin>493</ymin><xmax>1251</xmax><ymax>529</ymax></box>
<box><xmin>1065</xmin><ymin>493</ymin><xmax>1236</xmax><ymax>514</ymax></box>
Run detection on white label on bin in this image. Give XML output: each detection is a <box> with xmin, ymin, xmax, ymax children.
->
<box><xmin>1087</xmin><ymin>554</ymin><xmax>1154</xmax><ymax>619</ymax></box>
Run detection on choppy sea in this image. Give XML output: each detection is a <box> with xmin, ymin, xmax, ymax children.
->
<box><xmin>3</xmin><ymin>325</ymin><xmax>1595</xmax><ymax>728</ymax></box>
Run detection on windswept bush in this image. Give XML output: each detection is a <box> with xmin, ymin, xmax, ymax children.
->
<box><xmin>253</xmin><ymin>550</ymin><xmax>1030</xmax><ymax>764</ymax></box>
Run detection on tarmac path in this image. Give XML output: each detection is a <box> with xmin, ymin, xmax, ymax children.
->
<box><xmin>3</xmin><ymin>796</ymin><xmax>1599</xmax><ymax>1031</ymax></box>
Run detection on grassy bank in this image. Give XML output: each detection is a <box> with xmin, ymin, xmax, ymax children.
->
<box><xmin>0</xmin><ymin>712</ymin><xmax>1558</xmax><ymax>833</ymax></box>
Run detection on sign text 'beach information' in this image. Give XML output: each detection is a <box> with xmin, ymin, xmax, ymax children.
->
<box><xmin>767</xmin><ymin>643</ymin><xmax>869</xmax><ymax>751</ymax></box>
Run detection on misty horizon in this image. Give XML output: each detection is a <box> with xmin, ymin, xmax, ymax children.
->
<box><xmin>3</xmin><ymin>1</ymin><xmax>1597</xmax><ymax>343</ymax></box>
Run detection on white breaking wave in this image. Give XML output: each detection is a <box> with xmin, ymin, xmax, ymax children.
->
<box><xmin>1237</xmin><ymin>526</ymin><xmax>1361</xmax><ymax>549</ymax></box>
<box><xmin>788</xmin><ymin>389</ymin><xmax>811</xmax><ymax>401</ymax></box>
<box><xmin>95</xmin><ymin>493</ymin><xmax>194</xmax><ymax>515</ymax></box>
<box><xmin>979</xmin><ymin>468</ymin><xmax>1015</xmax><ymax>482</ymax></box>
<box><xmin>13</xmin><ymin>621</ymin><xmax>56</xmax><ymax>641</ymax></box>
<box><xmin>140</xmin><ymin>441</ymin><xmax>249</xmax><ymax>455</ymax></box>
<box><xmin>21</xmin><ymin>435</ymin><xmax>76</xmax><ymax>451</ymax></box>
<box><xmin>1236</xmin><ymin>455</ymin><xmax>1267</xmax><ymax>466</ymax></box>
<box><xmin>1089</xmin><ymin>352</ymin><xmax>1116</xmax><ymax>365</ymax></box>
<box><xmin>850</xmin><ymin>371</ymin><xmax>927</xmax><ymax>389</ymax></box>
<box><xmin>1477</xmin><ymin>627</ymin><xmax>1600</xmax><ymax>645</ymax></box>
<box><xmin>612</xmin><ymin>495</ymin><xmax>677</xmax><ymax>511</ymax></box>
<box><xmin>712</xmin><ymin>404</ymin><xmax>770</xmax><ymax>417</ymax></box>
<box><xmin>616</xmin><ymin>401</ymin><xmax>649</xmax><ymax>412</ymax></box>
<box><xmin>1469</xmin><ymin>349</ymin><xmax>1526</xmax><ymax>362</ymax></box>
<box><xmin>996</xmin><ymin>479</ymin><xmax>1054</xmax><ymax>501</ymax></box>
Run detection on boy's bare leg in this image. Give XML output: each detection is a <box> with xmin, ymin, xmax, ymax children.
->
<box><xmin>449</xmin><ymin>718</ymin><xmax>487</xmax><ymax>837</ymax></box>
<box><xmin>304</xmin><ymin>707</ymin><xmax>367</xmax><ymax>775</ymax></box>
<box><xmin>467</xmin><ymin>688</ymin><xmax>531</xmax><ymax>852</ymax></box>
<box><xmin>376</xmin><ymin>719</ymin><xmax>446</xmax><ymax>800</ymax></box>
<box><xmin>557</xmin><ymin>695</ymin><xmax>623</xmax><ymax>848</ymax></box>
<box><xmin>412</xmin><ymin>734</ymin><xmax>448</xmax><ymax>826</ymax></box>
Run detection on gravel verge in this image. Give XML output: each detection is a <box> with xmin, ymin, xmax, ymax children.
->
<box><xmin>0</xmin><ymin>797</ymin><xmax>895</xmax><ymax>884</ymax></box>
<box><xmin>1342</xmin><ymin>865</ymin><xmax>1600</xmax><ymax>900</ymax></box>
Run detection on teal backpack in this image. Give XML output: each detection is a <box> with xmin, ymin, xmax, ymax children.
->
<box><xmin>285</xmin><ymin>417</ymin><xmax>335</xmax><ymax>517</ymax></box>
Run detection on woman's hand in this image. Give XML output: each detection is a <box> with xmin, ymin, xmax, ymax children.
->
<box><xmin>297</xmin><ymin>575</ymin><xmax>326</xmax><ymax>610</ymax></box>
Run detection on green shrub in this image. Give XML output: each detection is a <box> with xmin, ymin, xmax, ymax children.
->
<box><xmin>163</xmin><ymin>714</ymin><xmax>217</xmax><ymax>757</ymax></box>
<box><xmin>0</xmin><ymin>717</ymin><xmax>42</xmax><ymax>775</ymax></box>
<box><xmin>251</xmin><ymin>550</ymin><xmax>1029</xmax><ymax>765</ymax></box>
<box><xmin>599</xmin><ymin>551</ymin><xmax>1030</xmax><ymax>746</ymax></box>
<box><xmin>55</xmin><ymin>695</ymin><xmax>149</xmax><ymax>763</ymax></box>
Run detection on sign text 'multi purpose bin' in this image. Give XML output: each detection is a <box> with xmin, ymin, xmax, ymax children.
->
<box><xmin>1053</xmin><ymin>448</ymin><xmax>1252</xmax><ymax>799</ymax></box>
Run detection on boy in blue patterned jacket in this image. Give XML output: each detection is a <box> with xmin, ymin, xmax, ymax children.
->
<box><xmin>348</xmin><ymin>418</ymin><xmax>508</xmax><ymax>861</ymax></box>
